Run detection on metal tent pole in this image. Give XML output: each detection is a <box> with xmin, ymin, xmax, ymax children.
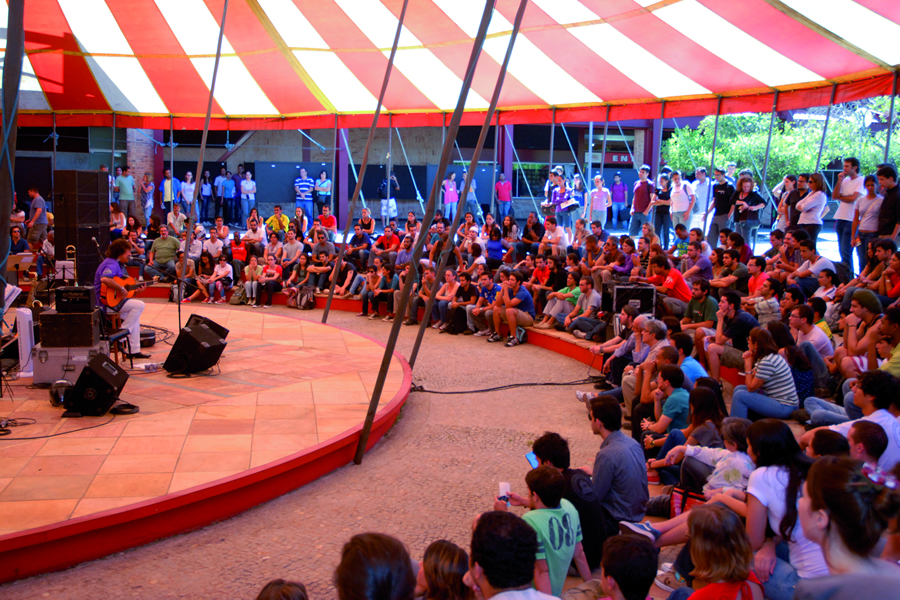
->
<box><xmin>599</xmin><ymin>108</ymin><xmax>610</xmax><ymax>182</ymax></box>
<box><xmin>549</xmin><ymin>107</ymin><xmax>556</xmax><ymax>173</ymax></box>
<box><xmin>885</xmin><ymin>72</ymin><xmax>898</xmax><ymax>164</ymax></box>
<box><xmin>815</xmin><ymin>83</ymin><xmax>838</xmax><ymax>173</ymax></box>
<box><xmin>560</xmin><ymin>122</ymin><xmax>584</xmax><ymax>182</ymax></box>
<box><xmin>587</xmin><ymin>121</ymin><xmax>594</xmax><ymax>182</ymax></box>
<box><xmin>322</xmin><ymin>0</ymin><xmax>410</xmax><ymax>325</ymax></box>
<box><xmin>51</xmin><ymin>114</ymin><xmax>57</xmax><ymax>207</ymax></box>
<box><xmin>0</xmin><ymin>0</ymin><xmax>23</xmax><ymax>304</ymax></box>
<box><xmin>385</xmin><ymin>113</ymin><xmax>392</xmax><ymax>229</ymax></box>
<box><xmin>111</xmin><ymin>113</ymin><xmax>116</xmax><ymax>172</ymax></box>
<box><xmin>178</xmin><ymin>0</ymin><xmax>229</xmax><ymax>331</ymax></box>
<box><xmin>353</xmin><ymin>0</ymin><xmax>503</xmax><ymax>465</ymax></box>
<box><xmin>505</xmin><ymin>126</ymin><xmax>541</xmax><ymax>217</ymax></box>
<box><xmin>406</xmin><ymin>0</ymin><xmax>528</xmax><ymax>373</ymax></box>
<box><xmin>491</xmin><ymin>111</ymin><xmax>499</xmax><ymax>217</ymax></box>
<box><xmin>616</xmin><ymin>121</ymin><xmax>640</xmax><ymax>175</ymax></box>
<box><xmin>702</xmin><ymin>98</ymin><xmax>723</xmax><ymax>228</ymax></box>
<box><xmin>341</xmin><ymin>129</ymin><xmax>366</xmax><ymax>210</ymax></box>
<box><xmin>332</xmin><ymin>115</ymin><xmax>338</xmax><ymax>215</ymax></box>
<box><xmin>761</xmin><ymin>91</ymin><xmax>780</xmax><ymax>226</ymax></box>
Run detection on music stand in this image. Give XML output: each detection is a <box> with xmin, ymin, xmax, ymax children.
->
<box><xmin>6</xmin><ymin>254</ymin><xmax>34</xmax><ymax>287</ymax></box>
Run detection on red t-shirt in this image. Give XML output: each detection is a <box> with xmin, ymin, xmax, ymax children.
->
<box><xmin>375</xmin><ymin>234</ymin><xmax>400</xmax><ymax>249</ymax></box>
<box><xmin>664</xmin><ymin>269</ymin><xmax>692</xmax><ymax>303</ymax></box>
<box><xmin>688</xmin><ymin>572</ymin><xmax>762</xmax><ymax>600</ymax></box>
<box><xmin>748</xmin><ymin>271</ymin><xmax>769</xmax><ymax>295</ymax></box>
<box><xmin>495</xmin><ymin>180</ymin><xmax>512</xmax><ymax>202</ymax></box>
<box><xmin>533</xmin><ymin>266</ymin><xmax>550</xmax><ymax>285</ymax></box>
<box><xmin>263</xmin><ymin>265</ymin><xmax>282</xmax><ymax>278</ymax></box>
<box><xmin>231</xmin><ymin>241</ymin><xmax>247</xmax><ymax>262</ymax></box>
<box><xmin>318</xmin><ymin>215</ymin><xmax>336</xmax><ymax>229</ymax></box>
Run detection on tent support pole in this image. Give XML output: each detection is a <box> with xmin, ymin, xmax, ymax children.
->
<box><xmin>405</xmin><ymin>0</ymin><xmax>528</xmax><ymax>374</ymax></box>
<box><xmin>702</xmin><ymin>98</ymin><xmax>723</xmax><ymax>229</ymax></box>
<box><xmin>111</xmin><ymin>113</ymin><xmax>116</xmax><ymax>171</ymax></box>
<box><xmin>599</xmin><ymin>107</ymin><xmax>610</xmax><ymax>182</ymax></box>
<box><xmin>815</xmin><ymin>83</ymin><xmax>837</xmax><ymax>173</ymax></box>
<box><xmin>616</xmin><ymin>121</ymin><xmax>639</xmax><ymax>175</ymax></box>
<box><xmin>885</xmin><ymin>72</ymin><xmax>899</xmax><ymax>164</ymax></box>
<box><xmin>587</xmin><ymin>121</ymin><xmax>594</xmax><ymax>183</ymax></box>
<box><xmin>180</xmin><ymin>0</ymin><xmax>229</xmax><ymax>331</ymax></box>
<box><xmin>385</xmin><ymin>113</ymin><xmax>392</xmax><ymax>230</ymax></box>
<box><xmin>549</xmin><ymin>107</ymin><xmax>556</xmax><ymax>170</ymax></box>
<box><xmin>51</xmin><ymin>113</ymin><xmax>57</xmax><ymax>205</ymax></box>
<box><xmin>491</xmin><ymin>111</ymin><xmax>499</xmax><ymax>217</ymax></box>
<box><xmin>0</xmin><ymin>0</ymin><xmax>23</xmax><ymax>303</ymax></box>
<box><xmin>353</xmin><ymin>0</ymin><xmax>503</xmax><ymax>465</ymax></box>
<box><xmin>322</xmin><ymin>0</ymin><xmax>409</xmax><ymax>325</ymax></box>
<box><xmin>762</xmin><ymin>91</ymin><xmax>779</xmax><ymax>227</ymax></box>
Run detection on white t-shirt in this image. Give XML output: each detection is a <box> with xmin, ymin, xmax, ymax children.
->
<box><xmin>213</xmin><ymin>175</ymin><xmax>226</xmax><ymax>195</ymax></box>
<box><xmin>796</xmin><ymin>325</ymin><xmax>833</xmax><ymax>358</ymax></box>
<box><xmin>834</xmin><ymin>174</ymin><xmax>866</xmax><ymax>221</ymax></box>
<box><xmin>213</xmin><ymin>263</ymin><xmax>233</xmax><ymax>280</ymax></box>
<box><xmin>797</xmin><ymin>255</ymin><xmax>835</xmax><ymax>277</ymax></box>
<box><xmin>203</xmin><ymin>239</ymin><xmax>224</xmax><ymax>257</ymax></box>
<box><xmin>830</xmin><ymin>409</ymin><xmax>900</xmax><ymax>472</ymax></box>
<box><xmin>181</xmin><ymin>182</ymin><xmax>195</xmax><ymax>204</ymax></box>
<box><xmin>857</xmin><ymin>194</ymin><xmax>883</xmax><ymax>232</ymax></box>
<box><xmin>747</xmin><ymin>466</ymin><xmax>830</xmax><ymax>579</ymax></box>
<box><xmin>544</xmin><ymin>226</ymin><xmax>567</xmax><ymax>249</ymax></box>
<box><xmin>241</xmin><ymin>179</ymin><xmax>256</xmax><ymax>200</ymax></box>
<box><xmin>589</xmin><ymin>187</ymin><xmax>610</xmax><ymax>212</ymax></box>
<box><xmin>670</xmin><ymin>181</ymin><xmax>696</xmax><ymax>212</ymax></box>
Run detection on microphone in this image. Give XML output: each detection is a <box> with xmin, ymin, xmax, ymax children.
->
<box><xmin>91</xmin><ymin>237</ymin><xmax>103</xmax><ymax>258</ymax></box>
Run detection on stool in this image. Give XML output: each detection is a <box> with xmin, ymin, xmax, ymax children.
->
<box><xmin>103</xmin><ymin>312</ymin><xmax>133</xmax><ymax>368</ymax></box>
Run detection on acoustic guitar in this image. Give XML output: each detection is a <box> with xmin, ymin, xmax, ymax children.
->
<box><xmin>101</xmin><ymin>275</ymin><xmax>158</xmax><ymax>310</ymax></box>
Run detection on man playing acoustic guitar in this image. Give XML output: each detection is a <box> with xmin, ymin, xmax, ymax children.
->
<box><xmin>94</xmin><ymin>239</ymin><xmax>151</xmax><ymax>359</ymax></box>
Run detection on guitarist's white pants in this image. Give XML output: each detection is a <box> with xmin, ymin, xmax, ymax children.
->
<box><xmin>117</xmin><ymin>298</ymin><xmax>145</xmax><ymax>351</ymax></box>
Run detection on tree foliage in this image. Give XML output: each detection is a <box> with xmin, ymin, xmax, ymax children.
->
<box><xmin>662</xmin><ymin>96</ymin><xmax>899</xmax><ymax>193</ymax></box>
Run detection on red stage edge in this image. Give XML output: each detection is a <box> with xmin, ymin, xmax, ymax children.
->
<box><xmin>0</xmin><ymin>314</ymin><xmax>413</xmax><ymax>585</ymax></box>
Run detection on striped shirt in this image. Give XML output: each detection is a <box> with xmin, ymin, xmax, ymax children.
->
<box><xmin>751</xmin><ymin>296</ymin><xmax>781</xmax><ymax>326</ymax></box>
<box><xmin>754</xmin><ymin>354</ymin><xmax>798</xmax><ymax>406</ymax></box>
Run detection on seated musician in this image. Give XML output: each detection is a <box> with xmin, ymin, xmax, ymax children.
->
<box><xmin>94</xmin><ymin>239</ymin><xmax>151</xmax><ymax>359</ymax></box>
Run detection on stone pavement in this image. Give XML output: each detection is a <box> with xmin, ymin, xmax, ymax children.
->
<box><xmin>2</xmin><ymin>300</ymin><xmax>675</xmax><ymax>599</ymax></box>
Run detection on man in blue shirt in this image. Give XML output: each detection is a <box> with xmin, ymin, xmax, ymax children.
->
<box><xmin>467</xmin><ymin>271</ymin><xmax>501</xmax><ymax>336</ymax></box>
<box><xmin>489</xmin><ymin>270</ymin><xmax>535</xmax><ymax>347</ymax></box>
<box><xmin>346</xmin><ymin>223</ymin><xmax>371</xmax><ymax>269</ymax></box>
<box><xmin>670</xmin><ymin>332</ymin><xmax>708</xmax><ymax>384</ymax></box>
<box><xmin>294</xmin><ymin>167</ymin><xmax>315</xmax><ymax>219</ymax></box>
<box><xmin>94</xmin><ymin>239</ymin><xmax>149</xmax><ymax>359</ymax></box>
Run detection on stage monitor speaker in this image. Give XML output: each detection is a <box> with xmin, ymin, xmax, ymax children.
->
<box><xmin>186</xmin><ymin>314</ymin><xmax>229</xmax><ymax>340</ymax></box>
<box><xmin>55</xmin><ymin>225</ymin><xmax>108</xmax><ymax>287</ymax></box>
<box><xmin>164</xmin><ymin>324</ymin><xmax>227</xmax><ymax>375</ymax></box>
<box><xmin>65</xmin><ymin>353</ymin><xmax>129</xmax><ymax>418</ymax></box>
<box><xmin>54</xmin><ymin>170</ymin><xmax>109</xmax><ymax>227</ymax></box>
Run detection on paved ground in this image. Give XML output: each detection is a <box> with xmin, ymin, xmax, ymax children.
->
<box><xmin>1</xmin><ymin>300</ymin><xmax>638</xmax><ymax>600</ymax></box>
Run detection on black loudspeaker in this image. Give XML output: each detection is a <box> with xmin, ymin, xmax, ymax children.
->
<box><xmin>54</xmin><ymin>170</ymin><xmax>109</xmax><ymax>226</ymax></box>
<box><xmin>64</xmin><ymin>353</ymin><xmax>129</xmax><ymax>418</ymax></box>
<box><xmin>55</xmin><ymin>286</ymin><xmax>97</xmax><ymax>313</ymax></box>
<box><xmin>55</xmin><ymin>225</ymin><xmax>108</xmax><ymax>287</ymax></box>
<box><xmin>186</xmin><ymin>314</ymin><xmax>229</xmax><ymax>340</ymax></box>
<box><xmin>164</xmin><ymin>324</ymin><xmax>227</xmax><ymax>374</ymax></box>
<box><xmin>40</xmin><ymin>309</ymin><xmax>102</xmax><ymax>347</ymax></box>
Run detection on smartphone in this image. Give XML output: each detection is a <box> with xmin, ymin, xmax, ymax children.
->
<box><xmin>526</xmin><ymin>451</ymin><xmax>539</xmax><ymax>469</ymax></box>
<box><xmin>499</xmin><ymin>482</ymin><xmax>511</xmax><ymax>501</ymax></box>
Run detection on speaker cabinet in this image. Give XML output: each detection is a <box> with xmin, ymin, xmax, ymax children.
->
<box><xmin>186</xmin><ymin>314</ymin><xmax>229</xmax><ymax>340</ymax></box>
<box><xmin>54</xmin><ymin>224</ymin><xmax>108</xmax><ymax>287</ymax></box>
<box><xmin>164</xmin><ymin>324</ymin><xmax>227</xmax><ymax>374</ymax></box>
<box><xmin>65</xmin><ymin>353</ymin><xmax>129</xmax><ymax>417</ymax></box>
<box><xmin>54</xmin><ymin>170</ymin><xmax>110</xmax><ymax>227</ymax></box>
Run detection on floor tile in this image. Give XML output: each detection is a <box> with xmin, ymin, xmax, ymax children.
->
<box><xmin>175</xmin><ymin>452</ymin><xmax>251</xmax><ymax>473</ymax></box>
<box><xmin>187</xmin><ymin>419</ymin><xmax>255</xmax><ymax>436</ymax></box>
<box><xmin>254</xmin><ymin>405</ymin><xmax>316</xmax><ymax>421</ymax></box>
<box><xmin>251</xmin><ymin>434</ymin><xmax>319</xmax><ymax>453</ymax></box>
<box><xmin>18</xmin><ymin>456</ymin><xmax>106</xmax><ymax>478</ymax></box>
<box><xmin>253</xmin><ymin>418</ymin><xmax>317</xmax><ymax>435</ymax></box>
<box><xmin>0</xmin><ymin>475</ymin><xmax>94</xmax><ymax>501</ymax></box>
<box><xmin>98</xmin><ymin>453</ymin><xmax>180</xmax><ymax>475</ymax></box>
<box><xmin>0</xmin><ymin>500</ymin><xmax>79</xmax><ymax>531</ymax></box>
<box><xmin>122</xmin><ymin>419</ymin><xmax>193</xmax><ymax>437</ymax></box>
<box><xmin>194</xmin><ymin>405</ymin><xmax>257</xmax><ymax>419</ymax></box>
<box><xmin>182</xmin><ymin>434</ymin><xmax>252</xmax><ymax>453</ymax></box>
<box><xmin>0</xmin><ymin>456</ymin><xmax>30</xmax><ymax>478</ymax></box>
<box><xmin>168</xmin><ymin>471</ymin><xmax>242</xmax><ymax>494</ymax></box>
<box><xmin>37</xmin><ymin>438</ymin><xmax>118</xmax><ymax>457</ymax></box>
<box><xmin>84</xmin><ymin>473</ymin><xmax>173</xmax><ymax>498</ymax></box>
<box><xmin>71</xmin><ymin>496</ymin><xmax>155</xmax><ymax>519</ymax></box>
<box><xmin>110</xmin><ymin>436</ymin><xmax>186</xmax><ymax>455</ymax></box>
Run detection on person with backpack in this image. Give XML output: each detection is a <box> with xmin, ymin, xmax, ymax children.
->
<box><xmin>378</xmin><ymin>171</ymin><xmax>400</xmax><ymax>230</ymax></box>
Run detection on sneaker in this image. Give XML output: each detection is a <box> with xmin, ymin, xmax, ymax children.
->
<box><xmin>138</xmin><ymin>276</ymin><xmax>144</xmax><ymax>282</ymax></box>
<box><xmin>263</xmin><ymin>304</ymin><xmax>271</xmax><ymax>308</ymax></box>
<box><xmin>654</xmin><ymin>571</ymin><xmax>687</xmax><ymax>593</ymax></box>
<box><xmin>487</xmin><ymin>333</ymin><xmax>502</xmax><ymax>343</ymax></box>
<box><xmin>619</xmin><ymin>521</ymin><xmax>661</xmax><ymax>542</ymax></box>
<box><xmin>594</xmin><ymin>381</ymin><xmax>613</xmax><ymax>390</ymax></box>
<box><xmin>215</xmin><ymin>298</ymin><xmax>225</xmax><ymax>304</ymax></box>
<box><xmin>462</xmin><ymin>329</ymin><xmax>475</xmax><ymax>336</ymax></box>
<box><xmin>181</xmin><ymin>298</ymin><xmax>192</xmax><ymax>303</ymax></box>
<box><xmin>403</xmin><ymin>319</ymin><xmax>418</xmax><ymax>326</ymax></box>
<box><xmin>575</xmin><ymin>390</ymin><xmax>597</xmax><ymax>402</ymax></box>
<box><xmin>432</xmin><ymin>322</ymin><xmax>442</xmax><ymax>330</ymax></box>
<box><xmin>505</xmin><ymin>336</ymin><xmax>520</xmax><ymax>347</ymax></box>
<box><xmin>573</xmin><ymin>330</ymin><xmax>587</xmax><ymax>340</ymax></box>
<box><xmin>368</xmin><ymin>314</ymin><xmax>379</xmax><ymax>320</ymax></box>
<box><xmin>474</xmin><ymin>329</ymin><xmax>491</xmax><ymax>337</ymax></box>
<box><xmin>382</xmin><ymin>314</ymin><xmax>393</xmax><ymax>322</ymax></box>
<box><xmin>647</xmin><ymin>469</ymin><xmax>660</xmax><ymax>485</ymax></box>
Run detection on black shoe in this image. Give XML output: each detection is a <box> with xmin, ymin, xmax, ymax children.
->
<box><xmin>462</xmin><ymin>329</ymin><xmax>475</xmax><ymax>335</ymax></box>
<box><xmin>594</xmin><ymin>382</ymin><xmax>613</xmax><ymax>390</ymax></box>
<box><xmin>403</xmin><ymin>319</ymin><xmax>418</xmax><ymax>326</ymax></box>
<box><xmin>125</xmin><ymin>352</ymin><xmax>151</xmax><ymax>359</ymax></box>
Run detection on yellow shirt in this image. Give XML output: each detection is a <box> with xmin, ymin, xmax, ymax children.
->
<box><xmin>266</xmin><ymin>214</ymin><xmax>290</xmax><ymax>232</ymax></box>
<box><xmin>815</xmin><ymin>320</ymin><xmax>833</xmax><ymax>341</ymax></box>
<box><xmin>880</xmin><ymin>343</ymin><xmax>900</xmax><ymax>377</ymax></box>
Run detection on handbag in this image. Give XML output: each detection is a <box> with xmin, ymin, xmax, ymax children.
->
<box><xmin>229</xmin><ymin>286</ymin><xmax>247</xmax><ymax>305</ymax></box>
<box><xmin>670</xmin><ymin>486</ymin><xmax>706</xmax><ymax>518</ymax></box>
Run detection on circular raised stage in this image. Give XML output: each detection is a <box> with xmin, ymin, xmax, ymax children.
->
<box><xmin>0</xmin><ymin>303</ymin><xmax>411</xmax><ymax>583</ymax></box>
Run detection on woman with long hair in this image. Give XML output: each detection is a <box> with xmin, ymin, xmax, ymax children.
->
<box><xmin>641</xmin><ymin>220</ymin><xmax>661</xmax><ymax>248</ymax></box>
<box><xmin>334</xmin><ymin>533</ymin><xmax>415</xmax><ymax>600</ymax></box>
<box><xmin>745</xmin><ymin>419</ymin><xmax>827</xmax><ymax>600</ymax></box>
<box><xmin>796</xmin><ymin>173</ymin><xmax>828</xmax><ymax>243</ymax></box>
<box><xmin>710</xmin><ymin>247</ymin><xmax>725</xmax><ymax>279</ymax></box>
<box><xmin>146</xmin><ymin>214</ymin><xmax>162</xmax><ymax>240</ymax></box>
<box><xmin>852</xmin><ymin>174</ymin><xmax>882</xmax><ymax>273</ymax></box>
<box><xmin>415</xmin><ymin>540</ymin><xmax>474</xmax><ymax>600</ymax></box>
<box><xmin>186</xmin><ymin>251</ymin><xmax>215</xmax><ymax>303</ymax></box>
<box><xmin>799</xmin><ymin>457</ymin><xmax>900</xmax><ymax>579</ymax></box>
<box><xmin>109</xmin><ymin>202</ymin><xmax>126</xmax><ymax>240</ymax></box>
<box><xmin>651</xmin><ymin>174</ymin><xmax>672</xmax><ymax>250</ymax></box>
<box><xmin>141</xmin><ymin>172</ymin><xmax>155</xmax><ymax>227</ymax></box>
<box><xmin>243</xmin><ymin>254</ymin><xmax>264</xmax><ymax>307</ymax></box>
<box><xmin>730</xmin><ymin>328</ymin><xmax>799</xmax><ymax>420</ymax></box>
<box><xmin>501</xmin><ymin>214</ymin><xmax>519</xmax><ymax>242</ymax></box>
<box><xmin>125</xmin><ymin>215</ymin><xmax>142</xmax><ymax>236</ymax></box>
<box><xmin>442</xmin><ymin>172</ymin><xmax>459</xmax><ymax>221</ymax></box>
<box><xmin>199</xmin><ymin>171</ymin><xmax>212</xmax><ymax>223</ymax></box>
<box><xmin>246</xmin><ymin>207</ymin><xmax>261</xmax><ymax>231</ymax></box>
<box><xmin>732</xmin><ymin>175</ymin><xmax>766</xmax><ymax>251</ymax></box>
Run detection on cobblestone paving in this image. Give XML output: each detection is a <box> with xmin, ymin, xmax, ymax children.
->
<box><xmin>0</xmin><ymin>302</ymin><xmax>665</xmax><ymax>600</ymax></box>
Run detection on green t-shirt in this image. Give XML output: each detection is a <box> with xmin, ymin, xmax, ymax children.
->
<box><xmin>684</xmin><ymin>296</ymin><xmax>718</xmax><ymax>326</ymax></box>
<box><xmin>559</xmin><ymin>286</ymin><xmax>582</xmax><ymax>306</ymax></box>
<box><xmin>723</xmin><ymin>263</ymin><xmax>750</xmax><ymax>294</ymax></box>
<box><xmin>662</xmin><ymin>388</ymin><xmax>690</xmax><ymax>432</ymax></box>
<box><xmin>115</xmin><ymin>174</ymin><xmax>135</xmax><ymax>200</ymax></box>
<box><xmin>149</xmin><ymin>236</ymin><xmax>180</xmax><ymax>264</ymax></box>
<box><xmin>521</xmin><ymin>499</ymin><xmax>583</xmax><ymax>597</ymax></box>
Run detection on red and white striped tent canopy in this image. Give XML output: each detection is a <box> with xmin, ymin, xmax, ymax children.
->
<box><xmin>6</xmin><ymin>0</ymin><xmax>900</xmax><ymax>129</ymax></box>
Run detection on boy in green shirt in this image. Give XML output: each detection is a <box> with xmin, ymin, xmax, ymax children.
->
<box><xmin>494</xmin><ymin>466</ymin><xmax>592</xmax><ymax>596</ymax></box>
